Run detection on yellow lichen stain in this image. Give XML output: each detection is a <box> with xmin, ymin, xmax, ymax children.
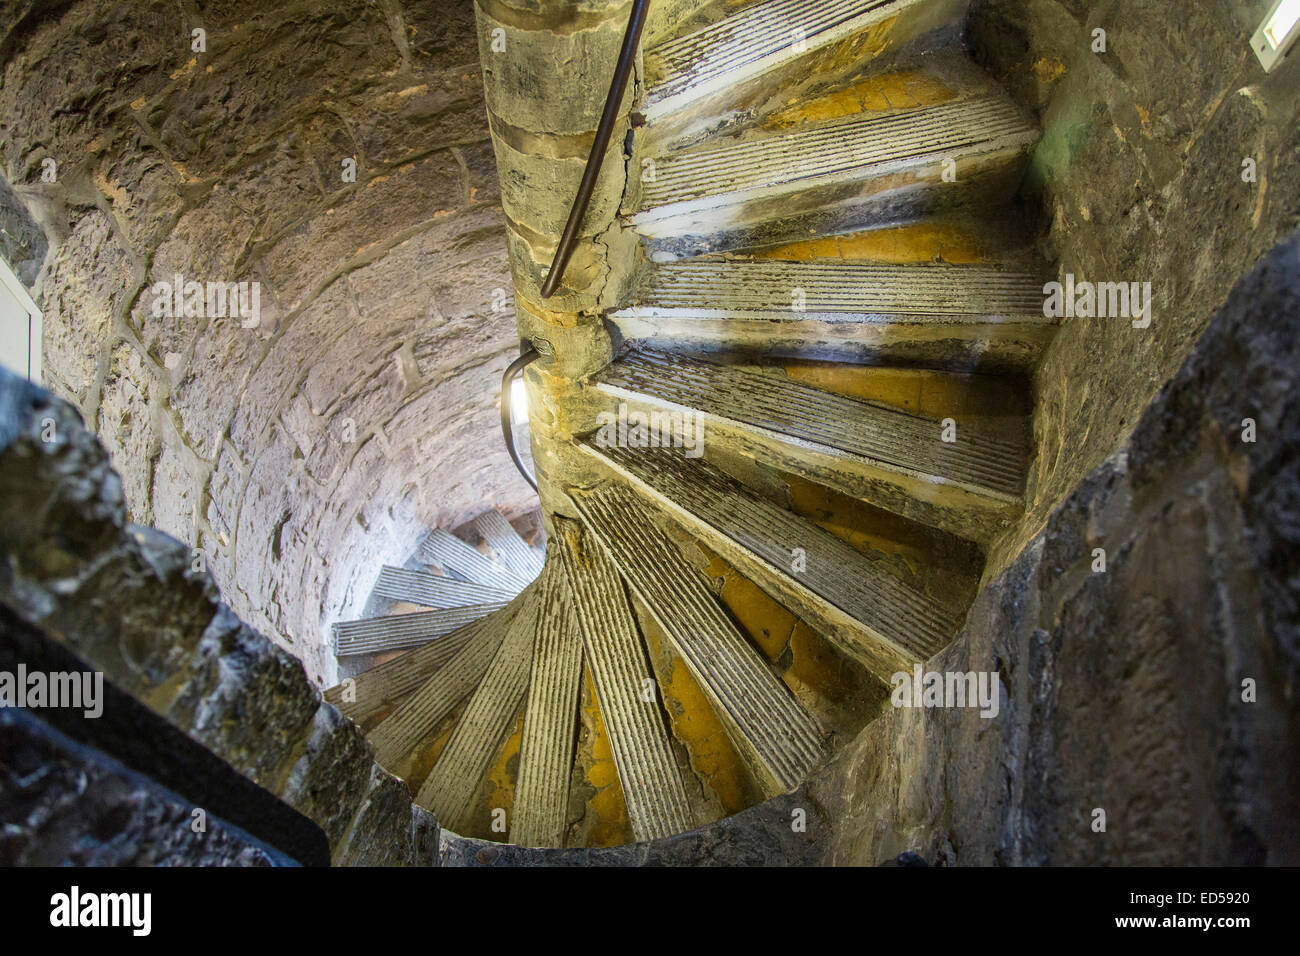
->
<box><xmin>1134</xmin><ymin>103</ymin><xmax>1153</xmax><ymax>136</ymax></box>
<box><xmin>752</xmin><ymin>221</ymin><xmax>988</xmax><ymax>264</ymax></box>
<box><xmin>169</xmin><ymin>57</ymin><xmax>198</xmax><ymax>80</ymax></box>
<box><xmin>854</xmin><ymin>14</ymin><xmax>899</xmax><ymax>59</ymax></box>
<box><xmin>783</xmin><ymin>472</ymin><xmax>925</xmax><ymax>570</ymax></box>
<box><xmin>130</xmin><ymin>96</ymin><xmax>148</xmax><ymax>111</ymax></box>
<box><xmin>641</xmin><ymin>617</ymin><xmax>756</xmax><ymax>814</ymax></box>
<box><xmin>473</xmin><ymin>711</ymin><xmax>524</xmax><ymax>838</ymax></box>
<box><xmin>581</xmin><ymin>668</ymin><xmax>634</xmax><ymax>846</ymax></box>
<box><xmin>1032</xmin><ymin>57</ymin><xmax>1066</xmax><ymax>85</ymax></box>
<box><xmin>781</xmin><ymin>361</ymin><xmax>1027</xmax><ymax>428</ymax></box>
<box><xmin>402</xmin><ymin>706</ymin><xmax>463</xmax><ymax>796</ymax></box>
<box><xmin>700</xmin><ymin>547</ymin><xmax>865</xmax><ymax>708</ymax></box>
<box><xmin>705</xmin><ymin>558</ymin><xmax>793</xmax><ymax>661</ymax></box>
<box><xmin>767</xmin><ymin>68</ymin><xmax>954</xmax><ymax>128</ymax></box>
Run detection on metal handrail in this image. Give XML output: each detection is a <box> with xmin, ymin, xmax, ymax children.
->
<box><xmin>539</xmin><ymin>0</ymin><xmax>650</xmax><ymax>298</ymax></box>
<box><xmin>501</xmin><ymin>348</ymin><xmax>540</xmax><ymax>491</ymax></box>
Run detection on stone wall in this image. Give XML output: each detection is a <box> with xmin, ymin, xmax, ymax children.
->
<box><xmin>807</xmin><ymin>233</ymin><xmax>1300</xmax><ymax>865</ymax></box>
<box><xmin>0</xmin><ymin>0</ymin><xmax>530</xmax><ymax>686</ymax></box>
<box><xmin>0</xmin><ymin>708</ymin><xmax>282</xmax><ymax>866</ymax></box>
<box><xmin>0</xmin><ymin>369</ymin><xmax>439</xmax><ymax>864</ymax></box>
<box><xmin>969</xmin><ymin>0</ymin><xmax>1300</xmax><ymax>577</ymax></box>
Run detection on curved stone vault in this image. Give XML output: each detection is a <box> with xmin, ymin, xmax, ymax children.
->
<box><xmin>1</xmin><ymin>0</ymin><xmax>536</xmax><ymax>685</ymax></box>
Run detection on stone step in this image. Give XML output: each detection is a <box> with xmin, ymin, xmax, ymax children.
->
<box><xmin>591</xmin><ymin>346</ymin><xmax>1025</xmax><ymax>542</ymax></box>
<box><xmin>644</xmin><ymin>0</ymin><xmax>961</xmax><ymax>123</ymax></box>
<box><xmin>574</xmin><ymin>482</ymin><xmax>826</xmax><ymax>795</ymax></box>
<box><xmin>578</xmin><ymin>442</ymin><xmax>961</xmax><ymax>679</ymax></box>
<box><xmin>473</xmin><ymin>510</ymin><xmax>544</xmax><ymax>580</ymax></box>
<box><xmin>365</xmin><ymin>590</ymin><xmax>534</xmax><ymax>770</ymax></box>
<box><xmin>374</xmin><ymin>565</ymin><xmax>518</xmax><ymax>609</ymax></box>
<box><xmin>509</xmin><ymin>554</ymin><xmax>584</xmax><ymax>848</ymax></box>
<box><xmin>555</xmin><ymin>517</ymin><xmax>694</xmax><ymax>842</ymax></box>
<box><xmin>631</xmin><ymin>93</ymin><xmax>1039</xmax><ymax>258</ymax></box>
<box><xmin>415</xmin><ymin>594</ymin><xmax>540</xmax><ymax>833</ymax></box>
<box><xmin>333</xmin><ymin>604</ymin><xmax>508</xmax><ymax>657</ymax></box>
<box><xmin>611</xmin><ymin>259</ymin><xmax>1054</xmax><ymax>370</ymax></box>
<box><xmin>419</xmin><ymin>528</ymin><xmax>529</xmax><ymax>592</ymax></box>
<box><xmin>324</xmin><ymin>611</ymin><xmax>498</xmax><ymax>725</ymax></box>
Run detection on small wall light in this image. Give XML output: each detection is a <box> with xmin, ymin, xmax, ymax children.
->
<box><xmin>1252</xmin><ymin>0</ymin><xmax>1300</xmax><ymax>72</ymax></box>
<box><xmin>511</xmin><ymin>375</ymin><xmax>529</xmax><ymax>425</ymax></box>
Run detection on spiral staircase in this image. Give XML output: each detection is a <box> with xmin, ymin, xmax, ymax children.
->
<box><xmin>326</xmin><ymin>0</ymin><xmax>1054</xmax><ymax>848</ymax></box>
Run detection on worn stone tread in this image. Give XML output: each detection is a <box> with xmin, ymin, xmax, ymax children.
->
<box><xmin>365</xmin><ymin>591</ymin><xmax>533</xmax><ymax>769</ymax></box>
<box><xmin>374</xmin><ymin>565</ymin><xmax>518</xmax><ymax>609</ymax></box>
<box><xmin>647</xmin><ymin>0</ymin><xmax>903</xmax><ymax>116</ymax></box>
<box><xmin>636</xmin><ymin>94</ymin><xmax>1036</xmax><ymax>215</ymax></box>
<box><xmin>555</xmin><ymin>517</ymin><xmax>693</xmax><ymax>842</ymax></box>
<box><xmin>473</xmin><ymin>510</ymin><xmax>544</xmax><ymax>580</ymax></box>
<box><xmin>324</xmin><ymin>611</ymin><xmax>499</xmax><ymax>724</ymax></box>
<box><xmin>621</xmin><ymin>259</ymin><xmax>1048</xmax><ymax>323</ymax></box>
<box><xmin>594</xmin><ymin>345</ymin><xmax>1025</xmax><ymax>497</ymax></box>
<box><xmin>510</xmin><ymin>553</ymin><xmax>584</xmax><ymax>848</ymax></box>
<box><xmin>333</xmin><ymin>604</ymin><xmax>508</xmax><ymax>657</ymax></box>
<box><xmin>579</xmin><ymin>441</ymin><xmax>959</xmax><ymax>673</ymax></box>
<box><xmin>575</xmin><ymin>483</ymin><xmax>825</xmax><ymax>795</ymax></box>
<box><xmin>415</xmin><ymin>595</ymin><xmax>539</xmax><ymax>832</ymax></box>
<box><xmin>419</xmin><ymin>528</ymin><xmax>529</xmax><ymax>591</ymax></box>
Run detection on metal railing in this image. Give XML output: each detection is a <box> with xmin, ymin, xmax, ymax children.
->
<box><xmin>539</xmin><ymin>0</ymin><xmax>650</xmax><ymax>298</ymax></box>
<box><xmin>501</xmin><ymin>347</ymin><xmax>540</xmax><ymax>491</ymax></box>
<box><xmin>503</xmin><ymin>1</ymin><xmax>650</xmax><ymax>490</ymax></box>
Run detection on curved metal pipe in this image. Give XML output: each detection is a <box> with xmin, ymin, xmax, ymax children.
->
<box><xmin>539</xmin><ymin>0</ymin><xmax>650</xmax><ymax>298</ymax></box>
<box><xmin>501</xmin><ymin>348</ymin><xmax>540</xmax><ymax>492</ymax></box>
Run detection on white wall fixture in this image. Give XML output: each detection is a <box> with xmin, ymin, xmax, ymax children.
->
<box><xmin>0</xmin><ymin>255</ymin><xmax>41</xmax><ymax>382</ymax></box>
<box><xmin>1252</xmin><ymin>0</ymin><xmax>1300</xmax><ymax>72</ymax></box>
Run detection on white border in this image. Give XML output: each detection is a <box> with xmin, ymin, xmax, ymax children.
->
<box><xmin>0</xmin><ymin>254</ymin><xmax>40</xmax><ymax>383</ymax></box>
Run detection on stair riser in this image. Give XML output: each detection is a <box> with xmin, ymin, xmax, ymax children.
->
<box><xmin>635</xmin><ymin>143</ymin><xmax>1035</xmax><ymax>260</ymax></box>
<box><xmin>607</xmin><ymin>313</ymin><xmax>1057</xmax><ymax>373</ymax></box>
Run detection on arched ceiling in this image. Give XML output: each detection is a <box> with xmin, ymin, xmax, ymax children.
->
<box><xmin>0</xmin><ymin>0</ymin><xmax>532</xmax><ymax>684</ymax></box>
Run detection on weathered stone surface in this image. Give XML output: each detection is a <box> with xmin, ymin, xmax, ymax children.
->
<box><xmin>439</xmin><ymin>789</ymin><xmax>822</xmax><ymax>866</ymax></box>
<box><xmin>278</xmin><ymin>703</ymin><xmax>376</xmax><ymax>853</ymax></box>
<box><xmin>0</xmin><ymin>710</ymin><xmax>276</xmax><ymax>867</ymax></box>
<box><xmin>97</xmin><ymin>342</ymin><xmax>159</xmax><ymax>525</ymax></box>
<box><xmin>168</xmin><ymin>605</ymin><xmax>323</xmax><ymax>791</ymax></box>
<box><xmin>970</xmin><ymin>0</ymin><xmax>1300</xmax><ymax>578</ymax></box>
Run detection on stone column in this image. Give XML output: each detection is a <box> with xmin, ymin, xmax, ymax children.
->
<box><xmin>474</xmin><ymin>0</ymin><xmax>643</xmax><ymax>520</ymax></box>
